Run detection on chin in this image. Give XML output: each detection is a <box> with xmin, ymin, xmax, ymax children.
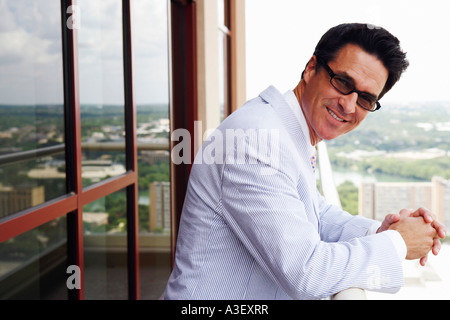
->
<box><xmin>318</xmin><ymin>130</ymin><xmax>342</xmax><ymax>142</ymax></box>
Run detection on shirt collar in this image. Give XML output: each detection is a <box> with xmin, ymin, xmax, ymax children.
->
<box><xmin>283</xmin><ymin>90</ymin><xmax>316</xmax><ymax>156</ymax></box>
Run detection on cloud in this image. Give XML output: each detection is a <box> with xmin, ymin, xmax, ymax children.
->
<box><xmin>0</xmin><ymin>0</ymin><xmax>63</xmax><ymax>105</ymax></box>
<box><xmin>0</xmin><ymin>0</ymin><xmax>16</xmax><ymax>33</ymax></box>
<box><xmin>131</xmin><ymin>0</ymin><xmax>170</xmax><ymax>105</ymax></box>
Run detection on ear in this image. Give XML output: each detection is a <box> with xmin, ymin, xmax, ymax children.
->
<box><xmin>303</xmin><ymin>56</ymin><xmax>318</xmax><ymax>83</ymax></box>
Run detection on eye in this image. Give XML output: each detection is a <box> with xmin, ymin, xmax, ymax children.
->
<box><xmin>359</xmin><ymin>94</ymin><xmax>375</xmax><ymax>105</ymax></box>
<box><xmin>334</xmin><ymin>76</ymin><xmax>353</xmax><ymax>91</ymax></box>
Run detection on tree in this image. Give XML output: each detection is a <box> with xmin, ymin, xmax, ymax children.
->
<box><xmin>337</xmin><ymin>180</ymin><xmax>359</xmax><ymax>216</ymax></box>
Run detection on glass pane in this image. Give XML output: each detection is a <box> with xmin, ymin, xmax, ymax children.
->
<box><xmin>218</xmin><ymin>0</ymin><xmax>226</xmax><ymax>27</ymax></box>
<box><xmin>83</xmin><ymin>189</ymin><xmax>128</xmax><ymax>299</ymax></box>
<box><xmin>133</xmin><ymin>0</ymin><xmax>171</xmax><ymax>300</ymax></box>
<box><xmin>78</xmin><ymin>0</ymin><xmax>126</xmax><ymax>188</ymax></box>
<box><xmin>218</xmin><ymin>31</ymin><xmax>228</xmax><ymax>122</ymax></box>
<box><xmin>0</xmin><ymin>217</ymin><xmax>68</xmax><ymax>300</ymax></box>
<box><xmin>0</xmin><ymin>0</ymin><xmax>66</xmax><ymax>219</ymax></box>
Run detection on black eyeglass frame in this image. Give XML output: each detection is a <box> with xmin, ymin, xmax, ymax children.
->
<box><xmin>316</xmin><ymin>56</ymin><xmax>382</xmax><ymax>112</ymax></box>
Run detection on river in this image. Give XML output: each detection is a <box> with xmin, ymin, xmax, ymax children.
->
<box><xmin>330</xmin><ymin>166</ymin><xmax>427</xmax><ymax>187</ymax></box>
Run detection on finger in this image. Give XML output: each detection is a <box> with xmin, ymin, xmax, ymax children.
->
<box><xmin>420</xmin><ymin>255</ymin><xmax>428</xmax><ymax>267</ymax></box>
<box><xmin>429</xmin><ymin>224</ymin><xmax>438</xmax><ymax>239</ymax></box>
<box><xmin>384</xmin><ymin>213</ymin><xmax>400</xmax><ymax>224</ymax></box>
<box><xmin>378</xmin><ymin>213</ymin><xmax>401</xmax><ymax>233</ymax></box>
<box><xmin>399</xmin><ymin>209</ymin><xmax>412</xmax><ymax>219</ymax></box>
<box><xmin>390</xmin><ymin>213</ymin><xmax>401</xmax><ymax>223</ymax></box>
<box><xmin>410</xmin><ymin>207</ymin><xmax>435</xmax><ymax>223</ymax></box>
<box><xmin>432</xmin><ymin>220</ymin><xmax>447</xmax><ymax>239</ymax></box>
<box><xmin>432</xmin><ymin>238</ymin><xmax>441</xmax><ymax>256</ymax></box>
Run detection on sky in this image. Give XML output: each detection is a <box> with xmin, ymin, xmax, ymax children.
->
<box><xmin>0</xmin><ymin>0</ymin><xmax>170</xmax><ymax>106</ymax></box>
<box><xmin>0</xmin><ymin>0</ymin><xmax>64</xmax><ymax>105</ymax></box>
<box><xmin>1</xmin><ymin>0</ymin><xmax>449</xmax><ymax>106</ymax></box>
<box><xmin>245</xmin><ymin>0</ymin><xmax>450</xmax><ymax>105</ymax></box>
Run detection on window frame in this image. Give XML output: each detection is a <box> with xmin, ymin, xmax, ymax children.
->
<box><xmin>0</xmin><ymin>0</ymin><xmax>141</xmax><ymax>300</ymax></box>
<box><xmin>0</xmin><ymin>0</ymin><xmax>243</xmax><ymax>300</ymax></box>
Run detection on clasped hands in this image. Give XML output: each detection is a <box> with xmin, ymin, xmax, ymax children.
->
<box><xmin>377</xmin><ymin>207</ymin><xmax>447</xmax><ymax>266</ymax></box>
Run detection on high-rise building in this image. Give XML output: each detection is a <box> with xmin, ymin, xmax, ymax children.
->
<box><xmin>432</xmin><ymin>176</ymin><xmax>450</xmax><ymax>230</ymax></box>
<box><xmin>0</xmin><ymin>184</ymin><xmax>45</xmax><ymax>218</ymax></box>
<box><xmin>359</xmin><ymin>176</ymin><xmax>450</xmax><ymax>229</ymax></box>
<box><xmin>149</xmin><ymin>181</ymin><xmax>171</xmax><ymax>234</ymax></box>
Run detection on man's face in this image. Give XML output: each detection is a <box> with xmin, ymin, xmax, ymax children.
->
<box><xmin>300</xmin><ymin>44</ymin><xmax>389</xmax><ymax>144</ymax></box>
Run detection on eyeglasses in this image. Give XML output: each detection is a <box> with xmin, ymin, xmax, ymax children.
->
<box><xmin>316</xmin><ymin>56</ymin><xmax>381</xmax><ymax>112</ymax></box>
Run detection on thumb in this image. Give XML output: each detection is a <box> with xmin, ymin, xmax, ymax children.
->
<box><xmin>388</xmin><ymin>213</ymin><xmax>401</xmax><ymax>223</ymax></box>
<box><xmin>378</xmin><ymin>213</ymin><xmax>400</xmax><ymax>233</ymax></box>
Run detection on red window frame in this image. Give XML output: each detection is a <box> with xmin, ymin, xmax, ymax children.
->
<box><xmin>0</xmin><ymin>0</ymin><xmax>199</xmax><ymax>300</ymax></box>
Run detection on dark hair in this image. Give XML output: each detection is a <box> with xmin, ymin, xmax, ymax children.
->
<box><xmin>302</xmin><ymin>23</ymin><xmax>409</xmax><ymax>100</ymax></box>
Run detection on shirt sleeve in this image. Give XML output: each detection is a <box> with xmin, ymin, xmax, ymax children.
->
<box><xmin>365</xmin><ymin>217</ymin><xmax>407</xmax><ymax>260</ymax></box>
<box><xmin>367</xmin><ymin>220</ymin><xmax>382</xmax><ymax>235</ymax></box>
<box><xmin>219</xmin><ymin>136</ymin><xmax>404</xmax><ymax>299</ymax></box>
<box><xmin>317</xmin><ymin>190</ymin><xmax>378</xmax><ymax>241</ymax></box>
<box><xmin>318</xmin><ymin>192</ymin><xmax>407</xmax><ymax>261</ymax></box>
<box><xmin>373</xmin><ymin>229</ymin><xmax>407</xmax><ymax>260</ymax></box>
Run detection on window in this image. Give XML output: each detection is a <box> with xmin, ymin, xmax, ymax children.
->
<box><xmin>0</xmin><ymin>0</ymin><xmax>67</xmax><ymax>299</ymax></box>
<box><xmin>0</xmin><ymin>0</ymin><xmax>173</xmax><ymax>300</ymax></box>
<box><xmin>218</xmin><ymin>0</ymin><xmax>231</xmax><ymax>121</ymax></box>
<box><xmin>0</xmin><ymin>217</ymin><xmax>67</xmax><ymax>299</ymax></box>
<box><xmin>78</xmin><ymin>0</ymin><xmax>126</xmax><ymax>188</ymax></box>
<box><xmin>0</xmin><ymin>0</ymin><xmax>65</xmax><ymax>219</ymax></box>
<box><xmin>0</xmin><ymin>0</ymin><xmax>246</xmax><ymax>300</ymax></box>
<box><xmin>83</xmin><ymin>189</ymin><xmax>128</xmax><ymax>300</ymax></box>
<box><xmin>132</xmin><ymin>0</ymin><xmax>172</xmax><ymax>299</ymax></box>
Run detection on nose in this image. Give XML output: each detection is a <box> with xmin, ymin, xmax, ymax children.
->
<box><xmin>339</xmin><ymin>92</ymin><xmax>358</xmax><ymax>114</ymax></box>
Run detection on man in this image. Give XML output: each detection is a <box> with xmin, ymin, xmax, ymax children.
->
<box><xmin>164</xmin><ymin>23</ymin><xmax>446</xmax><ymax>299</ymax></box>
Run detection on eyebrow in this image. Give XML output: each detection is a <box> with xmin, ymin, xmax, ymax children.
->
<box><xmin>336</xmin><ymin>71</ymin><xmax>379</xmax><ymax>100</ymax></box>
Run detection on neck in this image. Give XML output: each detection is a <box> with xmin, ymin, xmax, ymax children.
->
<box><xmin>293</xmin><ymin>81</ymin><xmax>322</xmax><ymax>146</ymax></box>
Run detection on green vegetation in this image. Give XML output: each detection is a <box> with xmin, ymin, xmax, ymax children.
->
<box><xmin>327</xmin><ymin>101</ymin><xmax>450</xmax><ymax>213</ymax></box>
<box><xmin>337</xmin><ymin>181</ymin><xmax>359</xmax><ymax>215</ymax></box>
<box><xmin>327</xmin><ymin>102</ymin><xmax>450</xmax><ymax>153</ymax></box>
<box><xmin>0</xmin><ymin>103</ymin><xmax>170</xmax><ymax>232</ymax></box>
<box><xmin>330</xmin><ymin>153</ymin><xmax>450</xmax><ymax>181</ymax></box>
<box><xmin>362</xmin><ymin>157</ymin><xmax>450</xmax><ymax>180</ymax></box>
<box><xmin>138</xmin><ymin>161</ymin><xmax>170</xmax><ymax>190</ymax></box>
<box><xmin>2</xmin><ymin>101</ymin><xmax>449</xmax><ymax>230</ymax></box>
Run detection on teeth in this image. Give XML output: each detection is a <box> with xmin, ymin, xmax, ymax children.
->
<box><xmin>328</xmin><ymin>108</ymin><xmax>344</xmax><ymax>122</ymax></box>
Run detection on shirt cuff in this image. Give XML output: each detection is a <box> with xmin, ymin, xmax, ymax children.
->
<box><xmin>366</xmin><ymin>221</ymin><xmax>407</xmax><ymax>260</ymax></box>
<box><xmin>382</xmin><ymin>230</ymin><xmax>407</xmax><ymax>260</ymax></box>
<box><xmin>366</xmin><ymin>221</ymin><xmax>381</xmax><ymax>236</ymax></box>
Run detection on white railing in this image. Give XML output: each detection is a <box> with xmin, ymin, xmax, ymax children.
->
<box><xmin>317</xmin><ymin>141</ymin><xmax>341</xmax><ymax>208</ymax></box>
<box><xmin>317</xmin><ymin>141</ymin><xmax>367</xmax><ymax>300</ymax></box>
<box><xmin>332</xmin><ymin>287</ymin><xmax>367</xmax><ymax>300</ymax></box>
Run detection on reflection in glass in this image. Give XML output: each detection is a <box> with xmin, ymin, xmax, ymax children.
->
<box><xmin>0</xmin><ymin>217</ymin><xmax>67</xmax><ymax>299</ymax></box>
<box><xmin>218</xmin><ymin>0</ymin><xmax>226</xmax><ymax>27</ymax></box>
<box><xmin>83</xmin><ymin>189</ymin><xmax>128</xmax><ymax>300</ymax></box>
<box><xmin>218</xmin><ymin>0</ymin><xmax>230</xmax><ymax>122</ymax></box>
<box><xmin>0</xmin><ymin>0</ymin><xmax>66</xmax><ymax>218</ymax></box>
<box><xmin>133</xmin><ymin>0</ymin><xmax>172</xmax><ymax>299</ymax></box>
<box><xmin>218</xmin><ymin>31</ymin><xmax>228</xmax><ymax>122</ymax></box>
<box><xmin>78</xmin><ymin>0</ymin><xmax>126</xmax><ymax>187</ymax></box>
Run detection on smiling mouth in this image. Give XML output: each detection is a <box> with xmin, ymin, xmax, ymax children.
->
<box><xmin>327</xmin><ymin>107</ymin><xmax>346</xmax><ymax>122</ymax></box>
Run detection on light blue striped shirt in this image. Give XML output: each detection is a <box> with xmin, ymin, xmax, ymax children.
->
<box><xmin>283</xmin><ymin>89</ymin><xmax>406</xmax><ymax>260</ymax></box>
<box><xmin>164</xmin><ymin>86</ymin><xmax>404</xmax><ymax>300</ymax></box>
